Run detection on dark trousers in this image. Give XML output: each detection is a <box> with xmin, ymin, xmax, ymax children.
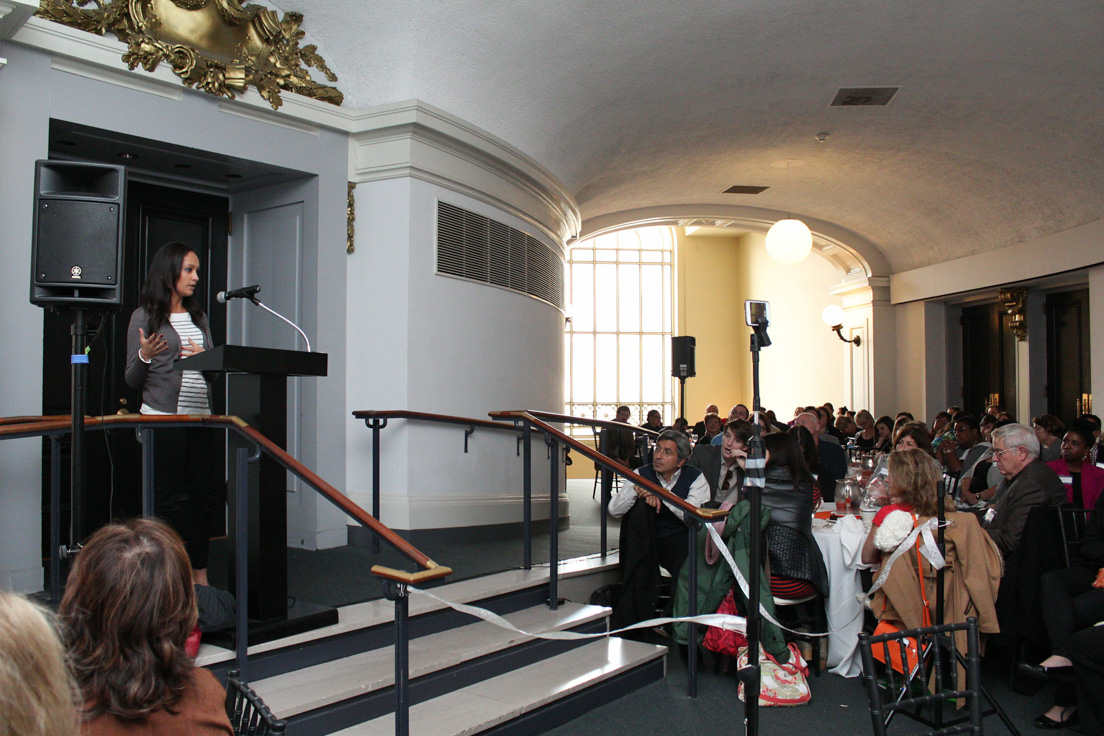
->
<box><xmin>152</xmin><ymin>426</ymin><xmax>220</xmax><ymax>569</ymax></box>
<box><xmin>1070</xmin><ymin>626</ymin><xmax>1104</xmax><ymax>734</ymax></box>
<box><xmin>1040</xmin><ymin>567</ymin><xmax>1104</xmax><ymax>657</ymax></box>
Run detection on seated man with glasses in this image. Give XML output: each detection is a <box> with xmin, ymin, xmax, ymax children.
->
<box><xmin>984</xmin><ymin>423</ymin><xmax>1066</xmax><ymax>558</ymax></box>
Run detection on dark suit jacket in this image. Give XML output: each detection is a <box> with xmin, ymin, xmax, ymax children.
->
<box><xmin>985</xmin><ymin>458</ymin><xmax>1066</xmax><ymax>558</ymax></box>
<box><xmin>817</xmin><ymin>440</ymin><xmax>847</xmax><ymax>499</ymax></box>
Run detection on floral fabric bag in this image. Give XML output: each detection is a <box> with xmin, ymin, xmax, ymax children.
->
<box><xmin>737</xmin><ymin>642</ymin><xmax>811</xmax><ymax>706</ymax></box>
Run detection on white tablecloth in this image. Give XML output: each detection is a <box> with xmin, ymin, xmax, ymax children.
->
<box><xmin>813</xmin><ymin>515</ymin><xmax>869</xmax><ymax>677</ymax></box>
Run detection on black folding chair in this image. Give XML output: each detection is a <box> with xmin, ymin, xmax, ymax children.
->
<box><xmin>1057</xmin><ymin>505</ymin><xmax>1093</xmax><ymax>569</ymax></box>
<box><xmin>225</xmin><ymin>669</ymin><xmax>286</xmax><ymax>736</ymax></box>
<box><xmin>859</xmin><ymin>617</ymin><xmax>982</xmax><ymax>736</ymax></box>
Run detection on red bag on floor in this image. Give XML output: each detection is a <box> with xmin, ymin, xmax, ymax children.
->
<box><xmin>702</xmin><ymin>588</ymin><xmax>747</xmax><ymax>657</ymax></box>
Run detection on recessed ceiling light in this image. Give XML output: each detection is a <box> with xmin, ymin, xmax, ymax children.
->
<box><xmin>722</xmin><ymin>185</ymin><xmax>770</xmax><ymax>195</ymax></box>
<box><xmin>117</xmin><ymin>152</ymin><xmax>138</xmax><ymax>160</ymax></box>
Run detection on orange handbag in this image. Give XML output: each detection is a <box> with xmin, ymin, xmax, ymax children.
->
<box><xmin>873</xmin><ymin>537</ymin><xmax>931</xmax><ymax>674</ymax></box>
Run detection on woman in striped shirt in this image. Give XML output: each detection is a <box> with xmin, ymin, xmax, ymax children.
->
<box><xmin>125</xmin><ymin>242</ymin><xmax>217</xmax><ymax>585</ymax></box>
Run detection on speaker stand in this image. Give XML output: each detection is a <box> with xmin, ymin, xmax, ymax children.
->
<box><xmin>65</xmin><ymin>307</ymin><xmax>92</xmax><ymax>546</ymax></box>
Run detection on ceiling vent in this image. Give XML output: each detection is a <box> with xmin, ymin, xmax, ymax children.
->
<box><xmin>830</xmin><ymin>87</ymin><xmax>899</xmax><ymax>106</ymax></box>
<box><xmin>722</xmin><ymin>185</ymin><xmax>770</xmax><ymax>195</ymax></box>
<box><xmin>437</xmin><ymin>201</ymin><xmax>564</xmax><ymax>309</ymax></box>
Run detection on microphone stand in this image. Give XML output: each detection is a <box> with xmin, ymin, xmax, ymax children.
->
<box><xmin>246</xmin><ymin>296</ymin><xmax>312</xmax><ymax>352</ymax></box>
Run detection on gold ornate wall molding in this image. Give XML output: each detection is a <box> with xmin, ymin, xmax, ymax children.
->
<box><xmin>36</xmin><ymin>0</ymin><xmax>342</xmax><ymax>110</ymax></box>
<box><xmin>999</xmin><ymin>287</ymin><xmax>1027</xmax><ymax>341</ymax></box>
<box><xmin>347</xmin><ymin>181</ymin><xmax>355</xmax><ymax>254</ymax></box>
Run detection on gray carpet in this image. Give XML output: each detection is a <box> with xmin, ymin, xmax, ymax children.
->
<box><xmin>544</xmin><ymin>641</ymin><xmax>1052</xmax><ymax>736</ymax></box>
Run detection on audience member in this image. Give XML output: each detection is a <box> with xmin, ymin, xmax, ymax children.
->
<box><xmin>608</xmin><ymin>429</ymin><xmax>709</xmax><ymax>628</ymax></box>
<box><xmin>979</xmin><ymin>413</ymin><xmax>997</xmax><ymax>443</ymax></box>
<box><xmin>873</xmin><ymin>415</ymin><xmax>894</xmax><ymax>454</ymax></box>
<box><xmin>853</xmin><ymin>409</ymin><xmax>877</xmax><ymax>451</ymax></box>
<box><xmin>672</xmin><ymin>417</ymin><xmax>690</xmax><ymax>437</ymax></box>
<box><xmin>689</xmin><ymin>420</ymin><xmax>750</xmax><ymax>504</ymax></box>
<box><xmin>709</xmin><ymin>405</ymin><xmax>747</xmax><ymax>445</ymax></box>
<box><xmin>692</xmin><ymin>404</ymin><xmax>720</xmax><ymax>438</ymax></box>
<box><xmin>794</xmin><ymin>412</ymin><xmax>847</xmax><ymax>497</ymax></box>
<box><xmin>697</xmin><ymin>411</ymin><xmax>723</xmax><ymax>446</ymax></box>
<box><xmin>641</xmin><ymin>409</ymin><xmax>664</xmax><ymax>430</ymax></box>
<box><xmin>864</xmin><ymin>449</ymin><xmax>1002</xmax><ymax>687</ymax></box>
<box><xmin>1047</xmin><ymin>420</ymin><xmax>1104</xmax><ymax>509</ymax></box>
<box><xmin>601</xmin><ymin>405</ymin><xmax>637</xmax><ymax>467</ymax></box>
<box><xmin>789</xmin><ymin>424</ymin><xmax>824</xmax><ymax>507</ymax></box>
<box><xmin>929</xmin><ymin>411</ymin><xmax>953</xmax><ymax>450</ymax></box>
<box><xmin>59</xmin><ymin>518</ymin><xmax>233</xmax><ymax>735</ymax></box>
<box><xmin>893</xmin><ymin>422</ymin><xmax>934</xmax><ymax>456</ymax></box>
<box><xmin>983</xmin><ymin>423</ymin><xmax>1066</xmax><ymax>558</ymax></box>
<box><xmin>1033</xmin><ymin>414</ymin><xmax>1067</xmax><ymax>463</ymax></box>
<box><xmin>0</xmin><ymin>591</ymin><xmax>79</xmax><ymax>736</ymax></box>
<box><xmin>934</xmin><ymin>414</ymin><xmax>991</xmax><ymax>498</ymax></box>
<box><xmin>1023</xmin><ymin>491</ymin><xmax>1104</xmax><ymax>728</ymax></box>
<box><xmin>816</xmin><ymin>406</ymin><xmax>844</xmax><ymax>444</ymax></box>
<box><xmin>761</xmin><ymin>432</ymin><xmax>828</xmax><ymax>599</ymax></box>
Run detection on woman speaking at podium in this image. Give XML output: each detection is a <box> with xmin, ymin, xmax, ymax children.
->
<box><xmin>125</xmin><ymin>241</ymin><xmax>216</xmax><ymax>586</ymax></box>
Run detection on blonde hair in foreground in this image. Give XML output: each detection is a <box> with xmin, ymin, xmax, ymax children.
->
<box><xmin>0</xmin><ymin>590</ymin><xmax>79</xmax><ymax>736</ymax></box>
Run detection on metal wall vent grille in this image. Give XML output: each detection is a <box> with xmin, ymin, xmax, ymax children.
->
<box><xmin>437</xmin><ymin>201</ymin><xmax>564</xmax><ymax>309</ymax></box>
<box><xmin>830</xmin><ymin>87</ymin><xmax>899</xmax><ymax>106</ymax></box>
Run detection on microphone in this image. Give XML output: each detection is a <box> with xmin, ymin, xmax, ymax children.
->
<box><xmin>216</xmin><ymin>285</ymin><xmax>261</xmax><ymax>303</ymax></box>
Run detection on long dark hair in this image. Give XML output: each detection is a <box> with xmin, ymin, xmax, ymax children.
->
<box><xmin>60</xmin><ymin>518</ymin><xmax>197</xmax><ymax>720</ymax></box>
<box><xmin>764</xmin><ymin>431</ymin><xmax>814</xmax><ymax>486</ymax></box>
<box><xmin>140</xmin><ymin>242</ymin><xmax>206</xmax><ymax>334</ymax></box>
<box><xmin>788</xmin><ymin>424</ymin><xmax>821</xmax><ymax>475</ymax></box>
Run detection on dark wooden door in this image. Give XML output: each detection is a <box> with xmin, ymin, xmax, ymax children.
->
<box><xmin>1046</xmin><ymin>289</ymin><xmax>1091</xmax><ymax>424</ymax></box>
<box><xmin>961</xmin><ymin>302</ymin><xmax>1017</xmax><ymax>416</ymax></box>
<box><xmin>41</xmin><ymin>182</ymin><xmax>228</xmax><ymax>560</ymax></box>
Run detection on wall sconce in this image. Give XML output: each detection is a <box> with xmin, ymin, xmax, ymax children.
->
<box><xmin>822</xmin><ymin>304</ymin><xmax>861</xmax><ymax>346</ymax></box>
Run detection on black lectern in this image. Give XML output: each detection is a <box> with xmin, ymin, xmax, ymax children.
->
<box><xmin>177</xmin><ymin>345</ymin><xmax>334</xmax><ymax>643</ymax></box>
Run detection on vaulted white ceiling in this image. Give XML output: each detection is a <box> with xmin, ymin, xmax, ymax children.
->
<box><xmin>289</xmin><ymin>0</ymin><xmax>1104</xmax><ymax>273</ymax></box>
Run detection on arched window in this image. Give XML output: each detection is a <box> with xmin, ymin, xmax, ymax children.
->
<box><xmin>565</xmin><ymin>227</ymin><xmax>675</xmax><ymax>430</ymax></box>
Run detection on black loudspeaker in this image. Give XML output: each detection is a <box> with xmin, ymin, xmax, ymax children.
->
<box><xmin>30</xmin><ymin>160</ymin><xmax>126</xmax><ymax>308</ymax></box>
<box><xmin>672</xmin><ymin>335</ymin><xmax>696</xmax><ymax>378</ymax></box>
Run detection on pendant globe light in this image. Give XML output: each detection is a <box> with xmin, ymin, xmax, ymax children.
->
<box><xmin>765</xmin><ymin>218</ymin><xmax>812</xmax><ymax>264</ymax></box>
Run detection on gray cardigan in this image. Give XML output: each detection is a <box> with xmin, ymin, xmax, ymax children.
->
<box><xmin>125</xmin><ymin>306</ymin><xmax>214</xmax><ymax>414</ymax></box>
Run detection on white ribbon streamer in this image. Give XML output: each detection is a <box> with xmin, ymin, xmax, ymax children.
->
<box><xmin>703</xmin><ymin>520</ymin><xmax>829</xmax><ymax>638</ymax></box>
<box><xmin>859</xmin><ymin>517</ymin><xmax>949</xmax><ymax>606</ymax></box>
<box><xmin>408</xmin><ymin>586</ymin><xmax>747</xmax><ymax>640</ymax></box>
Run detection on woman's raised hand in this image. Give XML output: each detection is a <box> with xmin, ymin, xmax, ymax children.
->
<box><xmin>137</xmin><ymin>328</ymin><xmax>169</xmax><ymax>362</ymax></box>
<box><xmin>181</xmin><ymin>338</ymin><xmax>205</xmax><ymax>358</ymax></box>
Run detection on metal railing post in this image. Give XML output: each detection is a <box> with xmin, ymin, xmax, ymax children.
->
<box><xmin>522</xmin><ymin>421</ymin><xmax>532</xmax><ymax>570</ymax></box>
<box><xmin>687</xmin><ymin>519</ymin><xmax>699</xmax><ymax>697</ymax></box>
<box><xmin>547</xmin><ymin>433</ymin><xmax>559</xmax><ymax>610</ymax></box>
<box><xmin>49</xmin><ymin>436</ymin><xmax>62</xmax><ymax>603</ymax></box>
<box><xmin>383</xmin><ymin>580</ymin><xmax>410</xmax><ymax>736</ymax></box>
<box><xmin>140</xmin><ymin>427</ymin><xmax>155</xmax><ymax>516</ymax></box>
<box><xmin>371</xmin><ymin>418</ymin><xmax>387</xmax><ymax>553</ymax></box>
<box><xmin>235</xmin><ymin>444</ymin><xmax>261</xmax><ymax>678</ymax></box>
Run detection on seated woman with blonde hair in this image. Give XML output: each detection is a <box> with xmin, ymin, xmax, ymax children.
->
<box><xmin>59</xmin><ymin>518</ymin><xmax>232</xmax><ymax>735</ymax></box>
<box><xmin>861</xmin><ymin>449</ymin><xmax>1002</xmax><ymax>683</ymax></box>
<box><xmin>0</xmin><ymin>590</ymin><xmax>80</xmax><ymax>736</ymax></box>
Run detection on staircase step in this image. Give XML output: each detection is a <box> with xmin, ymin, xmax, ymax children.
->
<box><xmin>331</xmin><ymin>637</ymin><xmax>667</xmax><ymax>736</ymax></box>
<box><xmin>252</xmin><ymin>602</ymin><xmax>610</xmax><ymax>719</ymax></box>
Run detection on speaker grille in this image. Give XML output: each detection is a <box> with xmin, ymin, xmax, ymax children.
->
<box><xmin>34</xmin><ymin>199</ymin><xmax>120</xmax><ymax>286</ymax></box>
<box><xmin>437</xmin><ymin>201</ymin><xmax>564</xmax><ymax>309</ymax></box>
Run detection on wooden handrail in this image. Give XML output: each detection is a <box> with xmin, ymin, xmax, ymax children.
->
<box><xmin>0</xmin><ymin>413</ymin><xmax>451</xmax><ymax>582</ymax></box>
<box><xmin>498</xmin><ymin>409</ymin><xmax>662</xmax><ymax>438</ymax></box>
<box><xmin>490</xmin><ymin>410</ymin><xmax>727</xmax><ymax>522</ymax></box>
<box><xmin>353</xmin><ymin>409</ymin><xmax>519</xmax><ymax>434</ymax></box>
